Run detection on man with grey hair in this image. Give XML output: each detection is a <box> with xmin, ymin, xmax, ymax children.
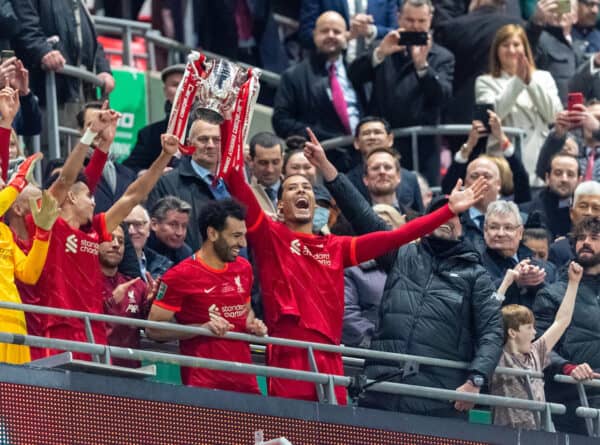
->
<box><xmin>481</xmin><ymin>200</ymin><xmax>555</xmax><ymax>308</ymax></box>
<box><xmin>147</xmin><ymin>196</ymin><xmax>193</xmax><ymax>265</ymax></box>
<box><xmin>549</xmin><ymin>180</ymin><xmax>600</xmax><ymax>267</ymax></box>
<box><xmin>348</xmin><ymin>0</ymin><xmax>454</xmax><ymax>185</ymax></box>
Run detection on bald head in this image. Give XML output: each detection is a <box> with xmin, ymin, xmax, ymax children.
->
<box><xmin>466</xmin><ymin>157</ymin><xmax>502</xmax><ymax>212</ymax></box>
<box><xmin>313</xmin><ymin>11</ymin><xmax>348</xmax><ymax>60</ymax></box>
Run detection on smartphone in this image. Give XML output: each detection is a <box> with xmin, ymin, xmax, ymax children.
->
<box><xmin>473</xmin><ymin>103</ymin><xmax>495</xmax><ymax>133</ymax></box>
<box><xmin>567</xmin><ymin>92</ymin><xmax>584</xmax><ymax>111</ymax></box>
<box><xmin>399</xmin><ymin>31</ymin><xmax>428</xmax><ymax>46</ymax></box>
<box><xmin>0</xmin><ymin>50</ymin><xmax>14</xmax><ymax>64</ymax></box>
<box><xmin>556</xmin><ymin>0</ymin><xmax>571</xmax><ymax>15</ymax></box>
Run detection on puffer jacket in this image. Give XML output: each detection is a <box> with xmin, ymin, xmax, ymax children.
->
<box><xmin>534</xmin><ymin>271</ymin><xmax>600</xmax><ymax>388</ymax></box>
<box><xmin>360</xmin><ymin>237</ymin><xmax>503</xmax><ymax>414</ymax></box>
<box><xmin>324</xmin><ymin>173</ymin><xmax>503</xmax><ymax>414</ymax></box>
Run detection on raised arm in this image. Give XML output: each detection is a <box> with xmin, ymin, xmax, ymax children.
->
<box><xmin>104</xmin><ymin>134</ymin><xmax>177</xmax><ymax>232</ymax></box>
<box><xmin>223</xmin><ymin>166</ymin><xmax>267</xmax><ymax>232</ymax></box>
<box><xmin>348</xmin><ymin>178</ymin><xmax>487</xmax><ymax>266</ymax></box>
<box><xmin>540</xmin><ymin>262</ymin><xmax>582</xmax><ymax>352</ymax></box>
<box><xmin>48</xmin><ymin>102</ymin><xmax>118</xmax><ymax>205</ymax></box>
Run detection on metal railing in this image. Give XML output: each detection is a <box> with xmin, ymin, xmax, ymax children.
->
<box><xmin>554</xmin><ymin>374</ymin><xmax>600</xmax><ymax>436</ymax></box>
<box><xmin>93</xmin><ymin>16</ymin><xmax>281</xmax><ymax>88</ymax></box>
<box><xmin>0</xmin><ymin>301</ymin><xmax>565</xmax><ymax>432</ymax></box>
<box><xmin>321</xmin><ymin>125</ymin><xmax>527</xmax><ymax>174</ymax></box>
<box><xmin>44</xmin><ymin>65</ymin><xmax>104</xmax><ymax>159</ymax></box>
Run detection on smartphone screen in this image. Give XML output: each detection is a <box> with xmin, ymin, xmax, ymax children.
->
<box><xmin>567</xmin><ymin>92</ymin><xmax>584</xmax><ymax>111</ymax></box>
<box><xmin>399</xmin><ymin>32</ymin><xmax>428</xmax><ymax>46</ymax></box>
<box><xmin>473</xmin><ymin>103</ymin><xmax>495</xmax><ymax>133</ymax></box>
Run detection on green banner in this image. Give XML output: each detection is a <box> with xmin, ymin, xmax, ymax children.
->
<box><xmin>108</xmin><ymin>68</ymin><xmax>148</xmax><ymax>163</ymax></box>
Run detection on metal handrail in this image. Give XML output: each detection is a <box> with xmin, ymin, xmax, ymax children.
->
<box><xmin>0</xmin><ymin>331</ymin><xmax>566</xmax><ymax>425</ymax></box>
<box><xmin>320</xmin><ymin>125</ymin><xmax>527</xmax><ymax>173</ymax></box>
<box><xmin>554</xmin><ymin>374</ymin><xmax>600</xmax><ymax>436</ymax></box>
<box><xmin>0</xmin><ymin>301</ymin><xmax>543</xmax><ymax>380</ymax></box>
<box><xmin>44</xmin><ymin>64</ymin><xmax>104</xmax><ymax>159</ymax></box>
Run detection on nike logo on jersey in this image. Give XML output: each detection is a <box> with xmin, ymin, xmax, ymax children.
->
<box><xmin>204</xmin><ymin>286</ymin><xmax>217</xmax><ymax>293</ymax></box>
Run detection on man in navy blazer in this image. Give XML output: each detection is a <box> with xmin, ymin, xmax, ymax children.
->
<box><xmin>299</xmin><ymin>0</ymin><xmax>398</xmax><ymax>50</ymax></box>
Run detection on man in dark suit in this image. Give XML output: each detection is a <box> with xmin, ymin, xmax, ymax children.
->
<box><xmin>272</xmin><ymin>10</ymin><xmax>363</xmax><ymax>171</ymax></box>
<box><xmin>348</xmin><ymin>0</ymin><xmax>454</xmax><ymax>185</ymax></box>
<box><xmin>346</xmin><ymin>116</ymin><xmax>423</xmax><ymax>212</ymax></box>
<box><xmin>298</xmin><ymin>0</ymin><xmax>398</xmax><ymax>57</ymax></box>
<box><xmin>123</xmin><ymin>64</ymin><xmax>185</xmax><ymax>173</ymax></box>
<box><xmin>520</xmin><ymin>153</ymin><xmax>580</xmax><ymax>240</ymax></box>
<box><xmin>435</xmin><ymin>0</ymin><xmax>521</xmax><ymax>125</ymax></box>
<box><xmin>146</xmin><ymin>116</ymin><xmax>231</xmax><ymax>251</ymax></box>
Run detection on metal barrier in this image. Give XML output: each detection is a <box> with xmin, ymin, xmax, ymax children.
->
<box><xmin>44</xmin><ymin>65</ymin><xmax>104</xmax><ymax>159</ymax></box>
<box><xmin>0</xmin><ymin>301</ymin><xmax>565</xmax><ymax>431</ymax></box>
<box><xmin>93</xmin><ymin>16</ymin><xmax>282</xmax><ymax>88</ymax></box>
<box><xmin>554</xmin><ymin>374</ymin><xmax>600</xmax><ymax>436</ymax></box>
<box><xmin>320</xmin><ymin>125</ymin><xmax>527</xmax><ymax>174</ymax></box>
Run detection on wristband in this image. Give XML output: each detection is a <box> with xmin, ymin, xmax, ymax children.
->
<box><xmin>80</xmin><ymin>128</ymin><xmax>98</xmax><ymax>146</ymax></box>
<box><xmin>501</xmin><ymin>137</ymin><xmax>511</xmax><ymax>151</ymax></box>
<box><xmin>563</xmin><ymin>363</ymin><xmax>577</xmax><ymax>376</ymax></box>
<box><xmin>34</xmin><ymin>227</ymin><xmax>51</xmax><ymax>242</ymax></box>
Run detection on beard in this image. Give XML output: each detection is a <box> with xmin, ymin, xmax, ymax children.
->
<box><xmin>213</xmin><ymin>235</ymin><xmax>237</xmax><ymax>263</ymax></box>
<box><xmin>576</xmin><ymin>248</ymin><xmax>600</xmax><ymax>268</ymax></box>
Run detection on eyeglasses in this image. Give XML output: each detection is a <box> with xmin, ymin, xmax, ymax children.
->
<box><xmin>124</xmin><ymin>220</ymin><xmax>148</xmax><ymax>229</ymax></box>
<box><xmin>485</xmin><ymin>224</ymin><xmax>521</xmax><ymax>233</ymax></box>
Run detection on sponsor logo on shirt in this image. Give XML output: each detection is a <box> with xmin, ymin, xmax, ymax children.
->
<box><xmin>221</xmin><ymin>303</ymin><xmax>248</xmax><ymax>319</ymax></box>
<box><xmin>289</xmin><ymin>239</ymin><xmax>331</xmax><ymax>266</ymax></box>
<box><xmin>64</xmin><ymin>234</ymin><xmax>99</xmax><ymax>255</ymax></box>
<box><xmin>65</xmin><ymin>234</ymin><xmax>78</xmax><ymax>254</ymax></box>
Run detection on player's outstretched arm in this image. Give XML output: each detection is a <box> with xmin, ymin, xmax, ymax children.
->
<box><xmin>104</xmin><ymin>133</ymin><xmax>177</xmax><ymax>232</ymax></box>
<box><xmin>222</xmin><ymin>166</ymin><xmax>266</xmax><ymax>232</ymax></box>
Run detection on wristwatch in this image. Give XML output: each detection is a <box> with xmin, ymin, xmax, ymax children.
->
<box><xmin>468</xmin><ymin>373</ymin><xmax>485</xmax><ymax>388</ymax></box>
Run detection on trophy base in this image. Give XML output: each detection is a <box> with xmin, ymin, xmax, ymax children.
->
<box><xmin>194</xmin><ymin>107</ymin><xmax>225</xmax><ymax>124</ymax></box>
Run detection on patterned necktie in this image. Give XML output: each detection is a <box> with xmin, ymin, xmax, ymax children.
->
<box><xmin>585</xmin><ymin>148</ymin><xmax>596</xmax><ymax>181</ymax></box>
<box><xmin>265</xmin><ymin>186</ymin><xmax>277</xmax><ymax>206</ymax></box>
<box><xmin>329</xmin><ymin>63</ymin><xmax>351</xmax><ymax>134</ymax></box>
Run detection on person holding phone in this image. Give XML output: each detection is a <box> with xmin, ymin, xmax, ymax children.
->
<box><xmin>475</xmin><ymin>24</ymin><xmax>563</xmax><ymax>186</ymax></box>
<box><xmin>348</xmin><ymin>0</ymin><xmax>454</xmax><ymax>186</ymax></box>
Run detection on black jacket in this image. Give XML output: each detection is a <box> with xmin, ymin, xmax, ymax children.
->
<box><xmin>93</xmin><ymin>162</ymin><xmax>136</xmax><ymax>214</ymax></box>
<box><xmin>534</xmin><ymin>27</ymin><xmax>587</xmax><ymax>105</ymax></box>
<box><xmin>534</xmin><ymin>271</ymin><xmax>600</xmax><ymax>404</ymax></box>
<box><xmin>146</xmin><ymin>156</ymin><xmax>219</xmax><ymax>251</ymax></box>
<box><xmin>480</xmin><ymin>244</ymin><xmax>556</xmax><ymax>308</ymax></box>
<box><xmin>460</xmin><ymin>211</ymin><xmax>486</xmax><ymax>254</ymax></box>
<box><xmin>361</xmin><ymin>237</ymin><xmax>503</xmax><ymax>415</ymax></box>
<box><xmin>12</xmin><ymin>0</ymin><xmax>111</xmax><ymax>105</ymax></box>
<box><xmin>549</xmin><ymin>237</ymin><xmax>574</xmax><ymax>269</ymax></box>
<box><xmin>272</xmin><ymin>52</ymin><xmax>363</xmax><ymax>171</ymax></box>
<box><xmin>146</xmin><ymin>232</ymin><xmax>192</xmax><ymax>266</ymax></box>
<box><xmin>124</xmin><ymin>116</ymin><xmax>169</xmax><ymax>173</ymax></box>
<box><xmin>520</xmin><ymin>188</ymin><xmax>572</xmax><ymax>239</ymax></box>
<box><xmin>324</xmin><ymin>173</ymin><xmax>503</xmax><ymax>414</ymax></box>
<box><xmin>346</xmin><ymin>163</ymin><xmax>424</xmax><ymax>213</ymax></box>
<box><xmin>435</xmin><ymin>6</ymin><xmax>522</xmax><ymax>124</ymax></box>
<box><xmin>144</xmin><ymin>246</ymin><xmax>173</xmax><ymax>278</ymax></box>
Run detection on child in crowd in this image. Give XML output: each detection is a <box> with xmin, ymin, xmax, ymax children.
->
<box><xmin>491</xmin><ymin>261</ymin><xmax>583</xmax><ymax>430</ymax></box>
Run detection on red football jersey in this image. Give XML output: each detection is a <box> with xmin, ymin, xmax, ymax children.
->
<box><xmin>27</xmin><ymin>214</ymin><xmax>112</xmax><ymax>358</ymax></box>
<box><xmin>249</xmin><ymin>220</ymin><xmax>353</xmax><ymax>345</ymax></box>
<box><xmin>154</xmin><ymin>255</ymin><xmax>259</xmax><ymax>394</ymax></box>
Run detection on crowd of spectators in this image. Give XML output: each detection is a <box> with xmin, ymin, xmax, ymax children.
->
<box><xmin>3</xmin><ymin>0</ymin><xmax>600</xmax><ymax>439</ymax></box>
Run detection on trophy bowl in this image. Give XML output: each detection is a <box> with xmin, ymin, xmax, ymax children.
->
<box><xmin>194</xmin><ymin>58</ymin><xmax>250</xmax><ymax>123</ymax></box>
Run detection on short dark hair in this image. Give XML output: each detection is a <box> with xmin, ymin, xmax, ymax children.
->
<box><xmin>363</xmin><ymin>147</ymin><xmax>401</xmax><ymax>175</ymax></box>
<box><xmin>249</xmin><ymin>132</ymin><xmax>284</xmax><ymax>158</ymax></box>
<box><xmin>354</xmin><ymin>116</ymin><xmax>392</xmax><ymax>138</ymax></box>
<box><xmin>572</xmin><ymin>216</ymin><xmax>600</xmax><ymax>240</ymax></box>
<box><xmin>547</xmin><ymin>152</ymin><xmax>579</xmax><ymax>175</ymax></box>
<box><xmin>198</xmin><ymin>199</ymin><xmax>246</xmax><ymax>241</ymax></box>
<box><xmin>277</xmin><ymin>173</ymin><xmax>313</xmax><ymax>201</ymax></box>
<box><xmin>285</xmin><ymin>135</ymin><xmax>307</xmax><ymax>152</ymax></box>
<box><xmin>523</xmin><ymin>227</ymin><xmax>551</xmax><ymax>244</ymax></box>
<box><xmin>76</xmin><ymin>101</ymin><xmax>105</xmax><ymax>129</ymax></box>
<box><xmin>150</xmin><ymin>196</ymin><xmax>192</xmax><ymax>222</ymax></box>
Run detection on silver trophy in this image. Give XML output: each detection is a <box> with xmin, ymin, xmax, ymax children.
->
<box><xmin>194</xmin><ymin>58</ymin><xmax>251</xmax><ymax>123</ymax></box>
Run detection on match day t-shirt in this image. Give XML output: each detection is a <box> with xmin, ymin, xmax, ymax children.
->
<box><xmin>27</xmin><ymin>214</ymin><xmax>112</xmax><ymax>349</ymax></box>
<box><xmin>247</xmin><ymin>219</ymin><xmax>354</xmax><ymax>345</ymax></box>
<box><xmin>155</xmin><ymin>255</ymin><xmax>259</xmax><ymax>394</ymax></box>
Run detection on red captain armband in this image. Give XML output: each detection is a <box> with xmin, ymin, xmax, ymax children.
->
<box><xmin>563</xmin><ymin>363</ymin><xmax>577</xmax><ymax>376</ymax></box>
<box><xmin>34</xmin><ymin>227</ymin><xmax>52</xmax><ymax>242</ymax></box>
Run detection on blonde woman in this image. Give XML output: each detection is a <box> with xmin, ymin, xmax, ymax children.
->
<box><xmin>475</xmin><ymin>24</ymin><xmax>562</xmax><ymax>185</ymax></box>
